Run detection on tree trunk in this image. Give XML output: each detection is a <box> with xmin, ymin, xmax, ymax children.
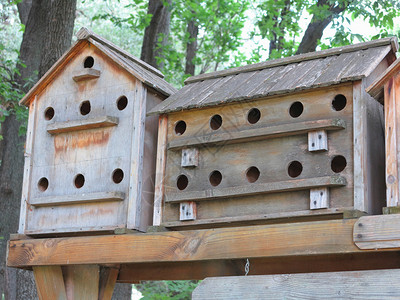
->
<box><xmin>140</xmin><ymin>0</ymin><xmax>171</xmax><ymax>69</ymax></box>
<box><xmin>296</xmin><ymin>0</ymin><xmax>345</xmax><ymax>54</ymax></box>
<box><xmin>0</xmin><ymin>1</ymin><xmax>79</xmax><ymax>299</ymax></box>
<box><xmin>185</xmin><ymin>19</ymin><xmax>198</xmax><ymax>76</ymax></box>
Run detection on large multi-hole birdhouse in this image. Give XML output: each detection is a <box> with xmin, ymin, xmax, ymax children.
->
<box><xmin>18</xmin><ymin>28</ymin><xmax>176</xmax><ymax>235</ymax></box>
<box><xmin>150</xmin><ymin>37</ymin><xmax>398</xmax><ymax>229</ymax></box>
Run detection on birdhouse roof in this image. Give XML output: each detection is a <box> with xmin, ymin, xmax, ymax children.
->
<box><xmin>149</xmin><ymin>37</ymin><xmax>398</xmax><ymax>115</ymax></box>
<box><xmin>367</xmin><ymin>56</ymin><xmax>400</xmax><ymax>102</ymax></box>
<box><xmin>20</xmin><ymin>27</ymin><xmax>177</xmax><ymax>106</ymax></box>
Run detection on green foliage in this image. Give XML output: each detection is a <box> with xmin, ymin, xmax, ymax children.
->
<box><xmin>136</xmin><ymin>280</ymin><xmax>199</xmax><ymax>300</ymax></box>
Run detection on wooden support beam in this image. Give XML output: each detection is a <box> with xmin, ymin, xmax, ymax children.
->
<box><xmin>6</xmin><ymin>218</ymin><xmax>371</xmax><ymax>268</ymax></box>
<box><xmin>99</xmin><ymin>266</ymin><xmax>120</xmax><ymax>300</ymax></box>
<box><xmin>192</xmin><ymin>269</ymin><xmax>400</xmax><ymax>299</ymax></box>
<box><xmin>63</xmin><ymin>265</ymin><xmax>100</xmax><ymax>300</ymax></box>
<box><xmin>33</xmin><ymin>266</ymin><xmax>67</xmax><ymax>300</ymax></box>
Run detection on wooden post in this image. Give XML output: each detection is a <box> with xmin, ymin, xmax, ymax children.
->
<box><xmin>33</xmin><ymin>265</ymin><xmax>118</xmax><ymax>300</ymax></box>
<box><xmin>385</xmin><ymin>73</ymin><xmax>400</xmax><ymax>207</ymax></box>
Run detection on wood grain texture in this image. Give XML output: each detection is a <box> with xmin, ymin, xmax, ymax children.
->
<box><xmin>30</xmin><ymin>191</ymin><xmax>125</xmax><ymax>207</ymax></box>
<box><xmin>72</xmin><ymin>68</ymin><xmax>101</xmax><ymax>82</ymax></box>
<box><xmin>308</xmin><ymin>130</ymin><xmax>328</xmax><ymax>152</ymax></box>
<box><xmin>310</xmin><ymin>187</ymin><xmax>329</xmax><ymax>209</ymax></box>
<box><xmin>8</xmin><ymin>218</ymin><xmax>365</xmax><ymax>267</ymax></box>
<box><xmin>168</xmin><ymin>118</ymin><xmax>345</xmax><ymax>149</ymax></box>
<box><xmin>367</xmin><ymin>57</ymin><xmax>400</xmax><ymax>101</ymax></box>
<box><xmin>354</xmin><ymin>214</ymin><xmax>400</xmax><ymax>249</ymax></box>
<box><xmin>385</xmin><ymin>74</ymin><xmax>400</xmax><ymax>207</ymax></box>
<box><xmin>166</xmin><ymin>176</ymin><xmax>346</xmax><ymax>203</ymax></box>
<box><xmin>153</xmin><ymin>114</ymin><xmax>168</xmax><ymax>226</ymax></box>
<box><xmin>127</xmin><ymin>82</ymin><xmax>146</xmax><ymax>230</ymax></box>
<box><xmin>47</xmin><ymin>116</ymin><xmax>118</xmax><ymax>134</ymax></box>
<box><xmin>64</xmin><ymin>265</ymin><xmax>99</xmax><ymax>300</ymax></box>
<box><xmin>18</xmin><ymin>97</ymin><xmax>38</xmax><ymax>233</ymax></box>
<box><xmin>98</xmin><ymin>266</ymin><xmax>119</xmax><ymax>300</ymax></box>
<box><xmin>192</xmin><ymin>269</ymin><xmax>400</xmax><ymax>300</ymax></box>
<box><xmin>33</xmin><ymin>266</ymin><xmax>67</xmax><ymax>300</ymax></box>
<box><xmin>179</xmin><ymin>201</ymin><xmax>196</xmax><ymax>221</ymax></box>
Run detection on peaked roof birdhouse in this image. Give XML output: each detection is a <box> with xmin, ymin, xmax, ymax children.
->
<box><xmin>18</xmin><ymin>28</ymin><xmax>176</xmax><ymax>235</ymax></box>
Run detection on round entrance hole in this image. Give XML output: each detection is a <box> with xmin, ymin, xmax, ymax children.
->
<box><xmin>44</xmin><ymin>107</ymin><xmax>55</xmax><ymax>121</ymax></box>
<box><xmin>174</xmin><ymin>120</ymin><xmax>186</xmax><ymax>135</ymax></box>
<box><xmin>74</xmin><ymin>174</ymin><xmax>85</xmax><ymax>189</ymax></box>
<box><xmin>38</xmin><ymin>177</ymin><xmax>49</xmax><ymax>192</ymax></box>
<box><xmin>246</xmin><ymin>166</ymin><xmax>260</xmax><ymax>183</ymax></box>
<box><xmin>80</xmin><ymin>100</ymin><xmax>91</xmax><ymax>115</ymax></box>
<box><xmin>117</xmin><ymin>96</ymin><xmax>128</xmax><ymax>111</ymax></box>
<box><xmin>247</xmin><ymin>108</ymin><xmax>261</xmax><ymax>124</ymax></box>
<box><xmin>84</xmin><ymin>56</ymin><xmax>94</xmax><ymax>68</ymax></box>
<box><xmin>177</xmin><ymin>174</ymin><xmax>188</xmax><ymax>190</ymax></box>
<box><xmin>112</xmin><ymin>168</ymin><xmax>124</xmax><ymax>184</ymax></box>
<box><xmin>209</xmin><ymin>170</ymin><xmax>222</xmax><ymax>187</ymax></box>
<box><xmin>332</xmin><ymin>94</ymin><xmax>347</xmax><ymax>111</ymax></box>
<box><xmin>210</xmin><ymin>114</ymin><xmax>222</xmax><ymax>130</ymax></box>
<box><xmin>331</xmin><ymin>155</ymin><xmax>347</xmax><ymax>173</ymax></box>
<box><xmin>289</xmin><ymin>101</ymin><xmax>304</xmax><ymax>118</ymax></box>
<box><xmin>288</xmin><ymin>161</ymin><xmax>303</xmax><ymax>178</ymax></box>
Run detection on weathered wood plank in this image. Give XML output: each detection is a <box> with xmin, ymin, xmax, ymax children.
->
<box><xmin>33</xmin><ymin>266</ymin><xmax>67</xmax><ymax>300</ymax></box>
<box><xmin>310</xmin><ymin>187</ymin><xmax>329</xmax><ymax>209</ymax></box>
<box><xmin>179</xmin><ymin>201</ymin><xmax>196</xmax><ymax>221</ymax></box>
<box><xmin>181</xmin><ymin>148</ymin><xmax>199</xmax><ymax>167</ymax></box>
<box><xmin>64</xmin><ymin>265</ymin><xmax>99</xmax><ymax>300</ymax></box>
<box><xmin>385</xmin><ymin>74</ymin><xmax>400</xmax><ymax>207</ymax></box>
<box><xmin>8</xmin><ymin>218</ymin><xmax>362</xmax><ymax>267</ymax></box>
<box><xmin>367</xmin><ymin>57</ymin><xmax>400</xmax><ymax>101</ymax></box>
<box><xmin>98</xmin><ymin>266</ymin><xmax>119</xmax><ymax>300</ymax></box>
<box><xmin>166</xmin><ymin>175</ymin><xmax>346</xmax><ymax>203</ymax></box>
<box><xmin>127</xmin><ymin>82</ymin><xmax>147</xmax><ymax>230</ymax></box>
<box><xmin>354</xmin><ymin>214</ymin><xmax>400</xmax><ymax>249</ymax></box>
<box><xmin>18</xmin><ymin>97</ymin><xmax>37</xmax><ymax>233</ymax></box>
<box><xmin>192</xmin><ymin>269</ymin><xmax>400</xmax><ymax>300</ymax></box>
<box><xmin>30</xmin><ymin>191</ymin><xmax>125</xmax><ymax>207</ymax></box>
<box><xmin>153</xmin><ymin>114</ymin><xmax>168</xmax><ymax>226</ymax></box>
<box><xmin>72</xmin><ymin>68</ymin><xmax>101</xmax><ymax>82</ymax></box>
<box><xmin>168</xmin><ymin>118</ymin><xmax>346</xmax><ymax>149</ymax></box>
<box><xmin>308</xmin><ymin>130</ymin><xmax>328</xmax><ymax>152</ymax></box>
<box><xmin>47</xmin><ymin>116</ymin><xmax>118</xmax><ymax>134</ymax></box>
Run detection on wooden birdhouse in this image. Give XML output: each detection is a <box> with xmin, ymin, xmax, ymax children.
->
<box><xmin>18</xmin><ymin>28</ymin><xmax>176</xmax><ymax>235</ymax></box>
<box><xmin>367</xmin><ymin>56</ymin><xmax>400</xmax><ymax>210</ymax></box>
<box><xmin>150</xmin><ymin>37</ymin><xmax>398</xmax><ymax>229</ymax></box>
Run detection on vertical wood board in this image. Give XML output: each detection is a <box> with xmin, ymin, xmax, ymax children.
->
<box><xmin>33</xmin><ymin>266</ymin><xmax>67</xmax><ymax>300</ymax></box>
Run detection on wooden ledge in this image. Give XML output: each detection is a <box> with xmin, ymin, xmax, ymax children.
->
<box><xmin>72</xmin><ymin>68</ymin><xmax>101</xmax><ymax>82</ymax></box>
<box><xmin>165</xmin><ymin>175</ymin><xmax>347</xmax><ymax>203</ymax></box>
<box><xmin>47</xmin><ymin>116</ymin><xmax>118</xmax><ymax>134</ymax></box>
<box><xmin>30</xmin><ymin>191</ymin><xmax>125</xmax><ymax>207</ymax></box>
<box><xmin>168</xmin><ymin>118</ymin><xmax>346</xmax><ymax>150</ymax></box>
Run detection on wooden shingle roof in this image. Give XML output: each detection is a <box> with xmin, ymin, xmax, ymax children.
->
<box><xmin>20</xmin><ymin>27</ymin><xmax>177</xmax><ymax>106</ymax></box>
<box><xmin>149</xmin><ymin>37</ymin><xmax>398</xmax><ymax>115</ymax></box>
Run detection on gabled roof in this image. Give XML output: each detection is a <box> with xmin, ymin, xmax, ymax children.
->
<box><xmin>149</xmin><ymin>37</ymin><xmax>398</xmax><ymax>115</ymax></box>
<box><xmin>367</xmin><ymin>56</ymin><xmax>400</xmax><ymax>102</ymax></box>
<box><xmin>20</xmin><ymin>27</ymin><xmax>177</xmax><ymax>106</ymax></box>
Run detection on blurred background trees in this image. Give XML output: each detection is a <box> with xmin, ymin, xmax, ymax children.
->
<box><xmin>0</xmin><ymin>0</ymin><xmax>399</xmax><ymax>298</ymax></box>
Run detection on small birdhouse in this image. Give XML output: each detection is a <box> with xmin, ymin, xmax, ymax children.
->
<box><xmin>18</xmin><ymin>28</ymin><xmax>176</xmax><ymax>235</ymax></box>
<box><xmin>150</xmin><ymin>37</ymin><xmax>398</xmax><ymax>229</ymax></box>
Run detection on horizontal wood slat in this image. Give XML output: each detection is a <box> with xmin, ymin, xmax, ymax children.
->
<box><xmin>30</xmin><ymin>191</ymin><xmax>125</xmax><ymax>207</ymax></box>
<box><xmin>354</xmin><ymin>214</ymin><xmax>400</xmax><ymax>249</ymax></box>
<box><xmin>168</xmin><ymin>118</ymin><xmax>346</xmax><ymax>149</ymax></box>
<box><xmin>72</xmin><ymin>68</ymin><xmax>101</xmax><ymax>82</ymax></box>
<box><xmin>47</xmin><ymin>116</ymin><xmax>119</xmax><ymax>134</ymax></box>
<box><xmin>192</xmin><ymin>269</ymin><xmax>400</xmax><ymax>300</ymax></box>
<box><xmin>8</xmin><ymin>218</ymin><xmax>363</xmax><ymax>268</ymax></box>
<box><xmin>165</xmin><ymin>175</ymin><xmax>347</xmax><ymax>203</ymax></box>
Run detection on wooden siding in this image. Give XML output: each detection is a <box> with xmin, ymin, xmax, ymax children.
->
<box><xmin>161</xmin><ymin>84</ymin><xmax>355</xmax><ymax>227</ymax></box>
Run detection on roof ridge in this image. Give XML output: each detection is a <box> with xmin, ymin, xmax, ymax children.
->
<box><xmin>185</xmin><ymin>36</ymin><xmax>399</xmax><ymax>85</ymax></box>
<box><xmin>76</xmin><ymin>27</ymin><xmax>164</xmax><ymax>78</ymax></box>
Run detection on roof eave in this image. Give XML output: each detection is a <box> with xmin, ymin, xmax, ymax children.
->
<box><xmin>367</xmin><ymin>57</ymin><xmax>400</xmax><ymax>102</ymax></box>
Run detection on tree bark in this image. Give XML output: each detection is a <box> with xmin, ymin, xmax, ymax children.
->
<box><xmin>296</xmin><ymin>0</ymin><xmax>345</xmax><ymax>54</ymax></box>
<box><xmin>0</xmin><ymin>1</ymin><xmax>78</xmax><ymax>299</ymax></box>
<box><xmin>140</xmin><ymin>0</ymin><xmax>171</xmax><ymax>69</ymax></box>
<box><xmin>185</xmin><ymin>19</ymin><xmax>198</xmax><ymax>76</ymax></box>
